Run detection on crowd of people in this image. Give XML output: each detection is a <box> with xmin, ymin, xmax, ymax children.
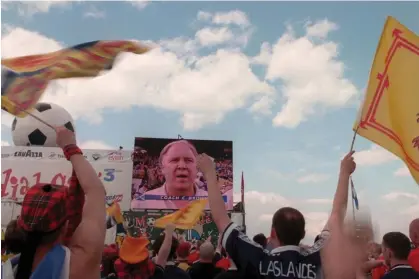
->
<box><xmin>2</xmin><ymin>128</ymin><xmax>419</xmax><ymax>279</ymax></box>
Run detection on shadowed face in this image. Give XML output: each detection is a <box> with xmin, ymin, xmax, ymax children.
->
<box><xmin>162</xmin><ymin>142</ymin><xmax>197</xmax><ymax>195</ymax></box>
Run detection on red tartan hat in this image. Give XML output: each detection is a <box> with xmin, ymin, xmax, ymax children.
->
<box><xmin>17</xmin><ymin>183</ymin><xmax>69</xmax><ymax>232</ymax></box>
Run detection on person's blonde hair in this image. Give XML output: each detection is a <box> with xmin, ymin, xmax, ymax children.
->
<box><xmin>159</xmin><ymin>140</ymin><xmax>198</xmax><ymax>166</ymax></box>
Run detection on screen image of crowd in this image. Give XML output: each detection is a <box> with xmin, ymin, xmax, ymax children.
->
<box><xmin>131</xmin><ymin>137</ymin><xmax>233</xmax><ymax>210</ymax></box>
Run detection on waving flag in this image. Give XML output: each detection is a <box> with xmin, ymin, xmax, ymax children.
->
<box><xmin>353</xmin><ymin>16</ymin><xmax>419</xmax><ymax>185</ymax></box>
<box><xmin>350</xmin><ymin>179</ymin><xmax>359</xmax><ymax>210</ymax></box>
<box><xmin>1</xmin><ymin>40</ymin><xmax>151</xmax><ymax>117</ymax></box>
<box><xmin>154</xmin><ymin>199</ymin><xmax>208</xmax><ymax>230</ymax></box>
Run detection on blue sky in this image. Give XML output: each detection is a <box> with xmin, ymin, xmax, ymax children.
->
<box><xmin>1</xmin><ymin>1</ymin><xmax>418</xmax><ymax>240</ymax></box>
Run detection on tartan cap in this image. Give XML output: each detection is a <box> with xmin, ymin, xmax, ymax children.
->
<box><xmin>17</xmin><ymin>183</ymin><xmax>69</xmax><ymax>232</ymax></box>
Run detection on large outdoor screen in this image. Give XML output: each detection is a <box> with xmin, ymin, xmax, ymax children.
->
<box><xmin>130</xmin><ymin>137</ymin><xmax>233</xmax><ymax>210</ymax></box>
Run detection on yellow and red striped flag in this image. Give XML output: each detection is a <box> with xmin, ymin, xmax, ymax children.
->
<box><xmin>1</xmin><ymin>40</ymin><xmax>151</xmax><ymax>117</ymax></box>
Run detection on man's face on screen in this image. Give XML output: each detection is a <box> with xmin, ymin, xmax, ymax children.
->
<box><xmin>162</xmin><ymin>142</ymin><xmax>197</xmax><ymax>195</ymax></box>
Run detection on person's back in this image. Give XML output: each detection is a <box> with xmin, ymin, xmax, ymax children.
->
<box><xmin>176</xmin><ymin>242</ymin><xmax>191</xmax><ymax>272</ymax></box>
<box><xmin>409</xmin><ymin>219</ymin><xmax>419</xmax><ymax>273</ymax></box>
<box><xmin>188</xmin><ymin>242</ymin><xmax>223</xmax><ymax>279</ymax></box>
<box><xmin>381</xmin><ymin>232</ymin><xmax>419</xmax><ymax>279</ymax></box>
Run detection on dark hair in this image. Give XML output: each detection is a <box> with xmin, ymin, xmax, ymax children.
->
<box><xmin>5</xmin><ymin>220</ymin><xmax>64</xmax><ymax>279</ymax></box>
<box><xmin>382</xmin><ymin>232</ymin><xmax>411</xmax><ymax>260</ymax></box>
<box><xmin>152</xmin><ymin>233</ymin><xmax>179</xmax><ymax>260</ymax></box>
<box><xmin>102</xmin><ymin>254</ymin><xmax>118</xmax><ymax>277</ymax></box>
<box><xmin>122</xmin><ymin>259</ymin><xmax>153</xmax><ymax>278</ymax></box>
<box><xmin>4</xmin><ymin>220</ymin><xmax>26</xmax><ymax>254</ymax></box>
<box><xmin>272</xmin><ymin>207</ymin><xmax>305</xmax><ymax>246</ymax></box>
<box><xmin>253</xmin><ymin>233</ymin><xmax>267</xmax><ymax>248</ymax></box>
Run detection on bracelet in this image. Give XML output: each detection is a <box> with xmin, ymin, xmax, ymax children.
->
<box><xmin>63</xmin><ymin>144</ymin><xmax>83</xmax><ymax>161</ymax></box>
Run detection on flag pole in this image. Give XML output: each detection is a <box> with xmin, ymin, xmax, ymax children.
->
<box><xmin>349</xmin><ymin>127</ymin><xmax>359</xmax><ymax>223</ymax></box>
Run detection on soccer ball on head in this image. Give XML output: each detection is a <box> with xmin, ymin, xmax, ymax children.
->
<box><xmin>11</xmin><ymin>102</ymin><xmax>75</xmax><ymax>147</ymax></box>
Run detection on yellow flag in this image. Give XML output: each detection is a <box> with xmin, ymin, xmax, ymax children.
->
<box><xmin>154</xmin><ymin>199</ymin><xmax>208</xmax><ymax>230</ymax></box>
<box><xmin>354</xmin><ymin>16</ymin><xmax>419</xmax><ymax>185</ymax></box>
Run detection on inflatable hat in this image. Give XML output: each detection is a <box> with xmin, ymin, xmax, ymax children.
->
<box><xmin>119</xmin><ymin>236</ymin><xmax>149</xmax><ymax>264</ymax></box>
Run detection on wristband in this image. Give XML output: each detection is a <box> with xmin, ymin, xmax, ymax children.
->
<box><xmin>63</xmin><ymin>144</ymin><xmax>83</xmax><ymax>161</ymax></box>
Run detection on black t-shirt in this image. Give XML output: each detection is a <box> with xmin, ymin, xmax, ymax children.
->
<box><xmin>214</xmin><ymin>270</ymin><xmax>243</xmax><ymax>279</ymax></box>
<box><xmin>153</xmin><ymin>264</ymin><xmax>191</xmax><ymax>279</ymax></box>
<box><xmin>188</xmin><ymin>262</ymin><xmax>224</xmax><ymax>279</ymax></box>
<box><xmin>221</xmin><ymin>223</ymin><xmax>330</xmax><ymax>279</ymax></box>
<box><xmin>382</xmin><ymin>265</ymin><xmax>419</xmax><ymax>279</ymax></box>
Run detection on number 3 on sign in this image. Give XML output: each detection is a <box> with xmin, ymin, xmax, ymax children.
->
<box><xmin>103</xmin><ymin>169</ymin><xmax>115</xmax><ymax>182</ymax></box>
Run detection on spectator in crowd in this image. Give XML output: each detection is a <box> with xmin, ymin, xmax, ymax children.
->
<box><xmin>114</xmin><ymin>236</ymin><xmax>154</xmax><ymax>279</ymax></box>
<box><xmin>253</xmin><ymin>234</ymin><xmax>267</xmax><ymax>249</ymax></box>
<box><xmin>380</xmin><ymin>232</ymin><xmax>419</xmax><ymax>279</ymax></box>
<box><xmin>101</xmin><ymin>244</ymin><xmax>118</xmax><ymax>279</ymax></box>
<box><xmin>188</xmin><ymin>240</ymin><xmax>203</xmax><ymax>265</ymax></box>
<box><xmin>188</xmin><ymin>242</ymin><xmax>223</xmax><ymax>279</ymax></box>
<box><xmin>3</xmin><ymin>127</ymin><xmax>106</xmax><ymax>279</ymax></box>
<box><xmin>409</xmin><ymin>218</ymin><xmax>419</xmax><ymax>272</ymax></box>
<box><xmin>199</xmin><ymin>151</ymin><xmax>365</xmax><ymax>279</ymax></box>
<box><xmin>176</xmin><ymin>242</ymin><xmax>191</xmax><ymax>271</ymax></box>
<box><xmin>214</xmin><ymin>237</ymin><xmax>230</xmax><ymax>271</ymax></box>
<box><xmin>152</xmin><ymin>230</ymin><xmax>190</xmax><ymax>279</ymax></box>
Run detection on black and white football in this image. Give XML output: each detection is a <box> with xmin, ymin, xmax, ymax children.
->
<box><xmin>11</xmin><ymin>102</ymin><xmax>75</xmax><ymax>147</ymax></box>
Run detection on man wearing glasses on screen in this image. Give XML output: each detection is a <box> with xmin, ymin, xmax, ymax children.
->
<box><xmin>131</xmin><ymin>140</ymin><xmax>211</xmax><ymax>209</ymax></box>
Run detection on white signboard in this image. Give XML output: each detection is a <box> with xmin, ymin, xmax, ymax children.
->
<box><xmin>1</xmin><ymin>146</ymin><xmax>133</xmax><ymax>213</ymax></box>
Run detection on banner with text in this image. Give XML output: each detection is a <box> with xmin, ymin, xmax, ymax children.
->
<box><xmin>131</xmin><ymin>137</ymin><xmax>233</xmax><ymax>210</ymax></box>
<box><xmin>1</xmin><ymin>146</ymin><xmax>133</xmax><ymax>225</ymax></box>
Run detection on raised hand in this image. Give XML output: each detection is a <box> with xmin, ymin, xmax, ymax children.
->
<box><xmin>197</xmin><ymin>153</ymin><xmax>216</xmax><ymax>178</ymax></box>
<box><xmin>55</xmin><ymin>126</ymin><xmax>76</xmax><ymax>149</ymax></box>
<box><xmin>341</xmin><ymin>150</ymin><xmax>356</xmax><ymax>175</ymax></box>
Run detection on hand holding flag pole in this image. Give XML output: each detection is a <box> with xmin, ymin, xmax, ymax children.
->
<box><xmin>349</xmin><ymin>127</ymin><xmax>360</xmax><ymax>222</ymax></box>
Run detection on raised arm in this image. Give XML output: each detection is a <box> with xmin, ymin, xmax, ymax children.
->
<box><xmin>197</xmin><ymin>154</ymin><xmax>230</xmax><ymax>233</ymax></box>
<box><xmin>55</xmin><ymin>127</ymin><xmax>107</xmax><ymax>277</ymax></box>
<box><xmin>197</xmin><ymin>154</ymin><xmax>265</xmax><ymax>270</ymax></box>
<box><xmin>321</xmin><ymin>151</ymin><xmax>360</xmax><ymax>279</ymax></box>
<box><xmin>324</xmin><ymin>151</ymin><xmax>356</xmax><ymax>232</ymax></box>
<box><xmin>155</xmin><ymin>224</ymin><xmax>176</xmax><ymax>268</ymax></box>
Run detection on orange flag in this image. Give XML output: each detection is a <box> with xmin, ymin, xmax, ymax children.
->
<box><xmin>154</xmin><ymin>199</ymin><xmax>208</xmax><ymax>230</ymax></box>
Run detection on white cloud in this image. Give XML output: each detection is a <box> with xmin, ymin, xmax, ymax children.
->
<box><xmin>212</xmin><ymin>10</ymin><xmax>250</xmax><ymax>27</ymax></box>
<box><xmin>127</xmin><ymin>0</ymin><xmax>149</xmax><ymax>10</ymax></box>
<box><xmin>197</xmin><ymin>10</ymin><xmax>250</xmax><ymax>27</ymax></box>
<box><xmin>1</xmin><ymin>17</ymin><xmax>273</xmax><ymax>130</ymax></box>
<box><xmin>2</xmin><ymin>111</ymin><xmax>15</xmax><ymax>128</ymax></box>
<box><xmin>305</xmin><ymin>198</ymin><xmax>333</xmax><ymax>205</ymax></box>
<box><xmin>258</xmin><ymin>19</ymin><xmax>357</xmax><ymax>128</ymax></box>
<box><xmin>305</xmin><ymin>19</ymin><xmax>339</xmax><ymax>39</ymax></box>
<box><xmin>297</xmin><ymin>173</ymin><xmax>330</xmax><ymax>184</ymax></box>
<box><xmin>3</xmin><ymin>0</ymin><xmax>72</xmax><ymax>17</ymax></box>
<box><xmin>1</xmin><ymin>15</ymin><xmax>356</xmax><ymax>131</ymax></box>
<box><xmin>1</xmin><ymin>27</ymin><xmax>63</xmax><ymax>58</ymax></box>
<box><xmin>248</xmin><ymin>96</ymin><xmax>274</xmax><ymax>115</ymax></box>
<box><xmin>1</xmin><ymin>141</ymin><xmax>11</xmax><ymax>146</ymax></box>
<box><xmin>79</xmin><ymin>140</ymin><xmax>114</xmax><ymax>150</ymax></box>
<box><xmin>394</xmin><ymin>166</ymin><xmax>410</xmax><ymax>177</ymax></box>
<box><xmin>84</xmin><ymin>6</ymin><xmax>106</xmax><ymax>19</ymax></box>
<box><xmin>197</xmin><ymin>11</ymin><xmax>212</xmax><ymax>21</ymax></box>
<box><xmin>380</xmin><ymin>192</ymin><xmax>419</xmax><ymax>229</ymax></box>
<box><xmin>195</xmin><ymin>27</ymin><xmax>234</xmax><ymax>46</ymax></box>
<box><xmin>354</xmin><ymin>145</ymin><xmax>397</xmax><ymax>166</ymax></box>
<box><xmin>252</xmin><ymin>42</ymin><xmax>272</xmax><ymax>65</ymax></box>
